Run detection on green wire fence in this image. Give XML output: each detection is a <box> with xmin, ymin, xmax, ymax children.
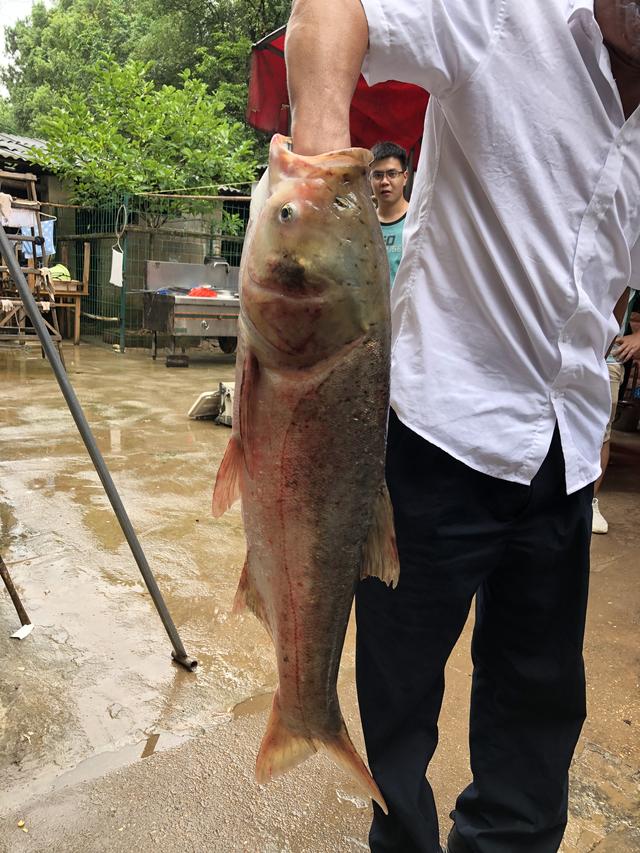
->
<box><xmin>42</xmin><ymin>191</ymin><xmax>250</xmax><ymax>346</ymax></box>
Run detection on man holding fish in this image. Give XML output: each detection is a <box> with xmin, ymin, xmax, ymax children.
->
<box><xmin>283</xmin><ymin>1</ymin><xmax>640</xmax><ymax>851</ymax></box>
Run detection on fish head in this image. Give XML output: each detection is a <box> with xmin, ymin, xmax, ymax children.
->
<box><xmin>241</xmin><ymin>135</ymin><xmax>389</xmax><ymax>368</ymax></box>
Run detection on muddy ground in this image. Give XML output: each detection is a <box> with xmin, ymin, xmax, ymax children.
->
<box><xmin>0</xmin><ymin>342</ymin><xmax>638</xmax><ymax>853</ymax></box>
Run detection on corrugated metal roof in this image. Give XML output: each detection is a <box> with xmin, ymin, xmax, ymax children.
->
<box><xmin>0</xmin><ymin>132</ymin><xmax>46</xmax><ymax>163</ymax></box>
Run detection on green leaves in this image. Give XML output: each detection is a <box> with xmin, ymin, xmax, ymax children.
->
<box><xmin>2</xmin><ymin>0</ymin><xmax>149</xmax><ymax>133</ymax></box>
<box><xmin>3</xmin><ymin>0</ymin><xmax>292</xmax><ymax>134</ymax></box>
<box><xmin>2</xmin><ymin>0</ymin><xmax>293</xmax><ymax>196</ymax></box>
<box><xmin>0</xmin><ymin>98</ymin><xmax>18</xmax><ymax>134</ymax></box>
<box><xmin>29</xmin><ymin>59</ymin><xmax>258</xmax><ymax>205</ymax></box>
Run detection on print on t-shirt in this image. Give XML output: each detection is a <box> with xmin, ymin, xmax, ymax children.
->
<box><xmin>381</xmin><ymin>214</ymin><xmax>406</xmax><ymax>287</ymax></box>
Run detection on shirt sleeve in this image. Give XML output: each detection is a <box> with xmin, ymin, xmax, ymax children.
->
<box><xmin>359</xmin><ymin>0</ymin><xmax>505</xmax><ymax>98</ymax></box>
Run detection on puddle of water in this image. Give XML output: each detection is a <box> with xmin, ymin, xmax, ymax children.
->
<box><xmin>231</xmin><ymin>691</ymin><xmax>274</xmax><ymax>719</ymax></box>
<box><xmin>0</xmin><ymin>496</ymin><xmax>19</xmax><ymax>546</ymax></box>
<box><xmin>0</xmin><ymin>731</ymin><xmax>189</xmax><ymax>815</ymax></box>
<box><xmin>140</xmin><ymin>732</ymin><xmax>161</xmax><ymax>758</ymax></box>
<box><xmin>0</xmin><ymin>345</ymin><xmax>284</xmax><ymax>815</ymax></box>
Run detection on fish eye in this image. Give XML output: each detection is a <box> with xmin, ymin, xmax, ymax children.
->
<box><xmin>279</xmin><ymin>203</ymin><xmax>296</xmax><ymax>223</ymax></box>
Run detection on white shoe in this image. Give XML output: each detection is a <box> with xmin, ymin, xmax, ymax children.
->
<box><xmin>592</xmin><ymin>497</ymin><xmax>608</xmax><ymax>534</ymax></box>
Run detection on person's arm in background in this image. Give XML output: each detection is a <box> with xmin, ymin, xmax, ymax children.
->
<box><xmin>286</xmin><ymin>0</ymin><xmax>368</xmax><ymax>155</ymax></box>
<box><xmin>612</xmin><ymin>245</ymin><xmax>640</xmax><ymax>362</ymax></box>
<box><xmin>613</xmin><ymin>327</ymin><xmax>640</xmax><ymax>363</ymax></box>
<box><xmin>613</xmin><ymin>288</ymin><xmax>630</xmax><ymax>328</ymax></box>
<box><xmin>606</xmin><ymin>288</ymin><xmax>630</xmax><ymax>358</ymax></box>
<box><xmin>609</xmin><ymin>294</ymin><xmax>640</xmax><ymax>363</ymax></box>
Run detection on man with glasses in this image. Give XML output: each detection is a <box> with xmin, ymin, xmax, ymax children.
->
<box><xmin>285</xmin><ymin>1</ymin><xmax>639</xmax><ymax>851</ymax></box>
<box><xmin>370</xmin><ymin>141</ymin><xmax>410</xmax><ymax>287</ymax></box>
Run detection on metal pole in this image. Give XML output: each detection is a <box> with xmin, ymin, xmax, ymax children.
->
<box><xmin>0</xmin><ymin>554</ymin><xmax>31</xmax><ymax>627</ymax></box>
<box><xmin>118</xmin><ymin>197</ymin><xmax>128</xmax><ymax>354</ymax></box>
<box><xmin>0</xmin><ymin>223</ymin><xmax>197</xmax><ymax>671</ymax></box>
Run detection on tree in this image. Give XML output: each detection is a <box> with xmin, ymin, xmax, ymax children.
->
<box><xmin>3</xmin><ymin>0</ymin><xmax>292</xmax><ymax>136</ymax></box>
<box><xmin>132</xmin><ymin>0</ymin><xmax>292</xmax><ymax>124</ymax></box>
<box><xmin>29</xmin><ymin>59</ymin><xmax>257</xmax><ymax>205</ymax></box>
<box><xmin>0</xmin><ymin>98</ymin><xmax>18</xmax><ymax>134</ymax></box>
<box><xmin>2</xmin><ymin>0</ymin><xmax>148</xmax><ymax>134</ymax></box>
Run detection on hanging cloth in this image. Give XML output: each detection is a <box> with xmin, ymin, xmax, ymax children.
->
<box><xmin>110</xmin><ymin>248</ymin><xmax>124</xmax><ymax>287</ymax></box>
<box><xmin>21</xmin><ymin>219</ymin><xmax>56</xmax><ymax>258</ymax></box>
<box><xmin>109</xmin><ymin>204</ymin><xmax>127</xmax><ymax>287</ymax></box>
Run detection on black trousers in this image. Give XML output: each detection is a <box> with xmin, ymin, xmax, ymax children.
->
<box><xmin>355</xmin><ymin>411</ymin><xmax>592</xmax><ymax>853</ymax></box>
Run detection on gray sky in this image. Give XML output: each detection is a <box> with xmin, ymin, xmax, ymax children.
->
<box><xmin>0</xmin><ymin>1</ymin><xmax>49</xmax><ymax>94</ymax></box>
<box><xmin>0</xmin><ymin>1</ymin><xmax>37</xmax><ymax>57</ymax></box>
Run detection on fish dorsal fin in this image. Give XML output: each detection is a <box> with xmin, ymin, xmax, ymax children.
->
<box><xmin>212</xmin><ymin>434</ymin><xmax>243</xmax><ymax>517</ymax></box>
<box><xmin>361</xmin><ymin>483</ymin><xmax>400</xmax><ymax>589</ymax></box>
<box><xmin>239</xmin><ymin>350</ymin><xmax>261</xmax><ymax>479</ymax></box>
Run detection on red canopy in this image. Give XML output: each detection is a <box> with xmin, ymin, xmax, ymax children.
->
<box><xmin>247</xmin><ymin>27</ymin><xmax>429</xmax><ymax>164</ymax></box>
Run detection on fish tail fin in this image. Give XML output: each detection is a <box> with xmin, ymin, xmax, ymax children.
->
<box><xmin>321</xmin><ymin>723</ymin><xmax>388</xmax><ymax>815</ymax></box>
<box><xmin>256</xmin><ymin>696</ymin><xmax>388</xmax><ymax>815</ymax></box>
<box><xmin>361</xmin><ymin>482</ymin><xmax>400</xmax><ymax>589</ymax></box>
<box><xmin>255</xmin><ymin>692</ymin><xmax>316</xmax><ymax>784</ymax></box>
<box><xmin>212</xmin><ymin>434</ymin><xmax>242</xmax><ymax>517</ymax></box>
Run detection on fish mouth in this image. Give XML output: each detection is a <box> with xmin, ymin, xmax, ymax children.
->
<box><xmin>242</xmin><ymin>308</ymin><xmax>370</xmax><ymax>366</ymax></box>
<box><xmin>249</xmin><ymin>259</ymin><xmax>329</xmax><ymax>299</ymax></box>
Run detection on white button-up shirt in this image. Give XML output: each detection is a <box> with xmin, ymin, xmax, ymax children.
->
<box><xmin>360</xmin><ymin>0</ymin><xmax>640</xmax><ymax>493</ymax></box>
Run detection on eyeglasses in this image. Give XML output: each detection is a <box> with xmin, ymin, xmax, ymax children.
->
<box><xmin>370</xmin><ymin>169</ymin><xmax>405</xmax><ymax>181</ymax></box>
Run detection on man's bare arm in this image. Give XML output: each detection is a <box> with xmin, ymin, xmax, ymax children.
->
<box><xmin>286</xmin><ymin>0</ymin><xmax>369</xmax><ymax>155</ymax></box>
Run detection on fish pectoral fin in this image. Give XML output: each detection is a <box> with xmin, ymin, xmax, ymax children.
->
<box><xmin>322</xmin><ymin>723</ymin><xmax>388</xmax><ymax>815</ymax></box>
<box><xmin>360</xmin><ymin>482</ymin><xmax>400</xmax><ymax>589</ymax></box>
<box><xmin>255</xmin><ymin>691</ymin><xmax>316</xmax><ymax>784</ymax></box>
<box><xmin>212</xmin><ymin>434</ymin><xmax>243</xmax><ymax>518</ymax></box>
<box><xmin>232</xmin><ymin>560</ymin><xmax>272</xmax><ymax>637</ymax></box>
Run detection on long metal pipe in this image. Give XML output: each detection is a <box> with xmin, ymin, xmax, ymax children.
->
<box><xmin>0</xmin><ymin>553</ymin><xmax>31</xmax><ymax>627</ymax></box>
<box><xmin>0</xmin><ymin>223</ymin><xmax>197</xmax><ymax>671</ymax></box>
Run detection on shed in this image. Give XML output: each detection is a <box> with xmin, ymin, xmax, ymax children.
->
<box><xmin>0</xmin><ymin>132</ymin><xmax>69</xmax><ymax>205</ymax></box>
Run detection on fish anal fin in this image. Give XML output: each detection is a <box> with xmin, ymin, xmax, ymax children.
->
<box><xmin>255</xmin><ymin>691</ymin><xmax>316</xmax><ymax>784</ymax></box>
<box><xmin>239</xmin><ymin>351</ymin><xmax>260</xmax><ymax>478</ymax></box>
<box><xmin>231</xmin><ymin>559</ymin><xmax>250</xmax><ymax>615</ymax></box>
<box><xmin>212</xmin><ymin>434</ymin><xmax>243</xmax><ymax>518</ymax></box>
<box><xmin>232</xmin><ymin>559</ymin><xmax>272</xmax><ymax>638</ymax></box>
<box><xmin>322</xmin><ymin>722</ymin><xmax>388</xmax><ymax>815</ymax></box>
<box><xmin>361</xmin><ymin>482</ymin><xmax>400</xmax><ymax>589</ymax></box>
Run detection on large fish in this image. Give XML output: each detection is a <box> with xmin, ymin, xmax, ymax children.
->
<box><xmin>212</xmin><ymin>134</ymin><xmax>399</xmax><ymax>812</ymax></box>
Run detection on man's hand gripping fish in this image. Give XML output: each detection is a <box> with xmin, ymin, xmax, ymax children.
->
<box><xmin>212</xmin><ymin>135</ymin><xmax>399</xmax><ymax>812</ymax></box>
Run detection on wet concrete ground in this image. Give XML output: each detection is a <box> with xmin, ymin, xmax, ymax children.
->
<box><xmin>0</xmin><ymin>342</ymin><xmax>638</xmax><ymax>852</ymax></box>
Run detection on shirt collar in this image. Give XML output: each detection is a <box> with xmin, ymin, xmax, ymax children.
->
<box><xmin>567</xmin><ymin>0</ymin><xmax>595</xmax><ymax>16</ymax></box>
<box><xmin>567</xmin><ymin>0</ymin><xmax>605</xmax><ymax>54</ymax></box>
